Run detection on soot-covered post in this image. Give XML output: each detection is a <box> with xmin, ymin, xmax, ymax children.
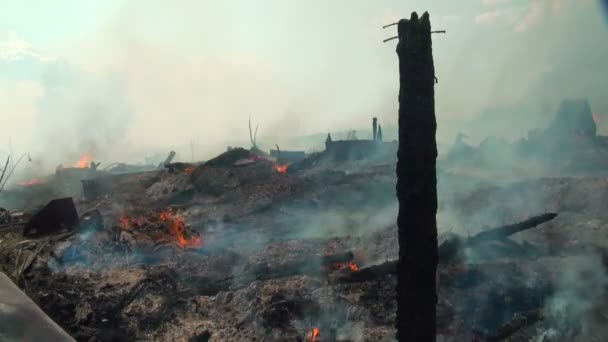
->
<box><xmin>395</xmin><ymin>11</ymin><xmax>438</xmax><ymax>342</ymax></box>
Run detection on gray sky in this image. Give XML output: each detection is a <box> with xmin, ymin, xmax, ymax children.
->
<box><xmin>1</xmin><ymin>0</ymin><xmax>607</xmax><ymax>166</ymax></box>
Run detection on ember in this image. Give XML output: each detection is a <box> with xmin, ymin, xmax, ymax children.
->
<box><xmin>75</xmin><ymin>153</ymin><xmax>93</xmax><ymax>168</ymax></box>
<box><xmin>159</xmin><ymin>209</ymin><xmax>202</xmax><ymax>248</ymax></box>
<box><xmin>118</xmin><ymin>215</ymin><xmax>145</xmax><ymax>231</ymax></box>
<box><xmin>185</xmin><ymin>166</ymin><xmax>195</xmax><ymax>174</ymax></box>
<box><xmin>309</xmin><ymin>327</ymin><xmax>320</xmax><ymax>342</ymax></box>
<box><xmin>334</xmin><ymin>261</ymin><xmax>359</xmax><ymax>272</ymax></box>
<box><xmin>17</xmin><ymin>178</ymin><xmax>45</xmax><ymax>186</ymax></box>
<box><xmin>274</xmin><ymin>164</ymin><xmax>288</xmax><ymax>174</ymax></box>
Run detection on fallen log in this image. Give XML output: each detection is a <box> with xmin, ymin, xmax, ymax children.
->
<box><xmin>467</xmin><ymin>213</ymin><xmax>557</xmax><ymax>246</ymax></box>
<box><xmin>337</xmin><ymin>260</ymin><xmax>397</xmax><ymax>283</ymax></box>
<box><xmin>339</xmin><ymin>213</ymin><xmax>558</xmax><ymax>283</ymax></box>
<box><xmin>439</xmin><ymin>213</ymin><xmax>558</xmax><ymax>263</ymax></box>
<box><xmin>473</xmin><ymin>309</ymin><xmax>543</xmax><ymax>341</ymax></box>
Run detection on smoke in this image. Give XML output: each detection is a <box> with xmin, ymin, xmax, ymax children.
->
<box><xmin>543</xmin><ymin>255</ymin><xmax>608</xmax><ymax>338</ymax></box>
<box><xmin>30</xmin><ymin>61</ymin><xmax>135</xmax><ymax>168</ymax></box>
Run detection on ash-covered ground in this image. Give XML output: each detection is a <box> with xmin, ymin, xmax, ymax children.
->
<box><xmin>1</xmin><ymin>146</ymin><xmax>608</xmax><ymax>342</ymax></box>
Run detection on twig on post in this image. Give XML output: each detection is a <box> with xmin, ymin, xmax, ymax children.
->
<box><xmin>383</xmin><ymin>36</ymin><xmax>399</xmax><ymax>43</ymax></box>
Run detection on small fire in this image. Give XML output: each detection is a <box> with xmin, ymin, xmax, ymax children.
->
<box><xmin>334</xmin><ymin>261</ymin><xmax>359</xmax><ymax>272</ymax></box>
<box><xmin>75</xmin><ymin>153</ymin><xmax>93</xmax><ymax>168</ymax></box>
<box><xmin>185</xmin><ymin>166</ymin><xmax>195</xmax><ymax>174</ymax></box>
<box><xmin>118</xmin><ymin>215</ymin><xmax>146</xmax><ymax>231</ymax></box>
<box><xmin>159</xmin><ymin>210</ymin><xmax>202</xmax><ymax>248</ymax></box>
<box><xmin>309</xmin><ymin>327</ymin><xmax>320</xmax><ymax>342</ymax></box>
<box><xmin>17</xmin><ymin>179</ymin><xmax>45</xmax><ymax>186</ymax></box>
<box><xmin>274</xmin><ymin>164</ymin><xmax>288</xmax><ymax>174</ymax></box>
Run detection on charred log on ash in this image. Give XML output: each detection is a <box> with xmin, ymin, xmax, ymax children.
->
<box><xmin>395</xmin><ymin>11</ymin><xmax>438</xmax><ymax>341</ymax></box>
<box><xmin>438</xmin><ymin>213</ymin><xmax>558</xmax><ymax>263</ymax></box>
<box><xmin>467</xmin><ymin>213</ymin><xmax>557</xmax><ymax>246</ymax></box>
<box><xmin>338</xmin><ymin>213</ymin><xmax>558</xmax><ymax>283</ymax></box>
<box><xmin>473</xmin><ymin>309</ymin><xmax>543</xmax><ymax>342</ymax></box>
<box><xmin>165</xmin><ymin>162</ymin><xmax>194</xmax><ymax>173</ymax></box>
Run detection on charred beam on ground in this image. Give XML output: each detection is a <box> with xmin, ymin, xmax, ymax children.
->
<box><xmin>338</xmin><ymin>213</ymin><xmax>558</xmax><ymax>283</ymax></box>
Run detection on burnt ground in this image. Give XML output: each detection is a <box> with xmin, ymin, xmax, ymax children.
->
<box><xmin>1</xmin><ymin>156</ymin><xmax>608</xmax><ymax>341</ymax></box>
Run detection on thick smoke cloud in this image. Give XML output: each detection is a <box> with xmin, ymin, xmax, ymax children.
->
<box><xmin>31</xmin><ymin>61</ymin><xmax>134</xmax><ymax>167</ymax></box>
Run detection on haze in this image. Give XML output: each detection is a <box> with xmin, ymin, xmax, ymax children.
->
<box><xmin>1</xmin><ymin>0</ymin><xmax>607</xmax><ymax>170</ymax></box>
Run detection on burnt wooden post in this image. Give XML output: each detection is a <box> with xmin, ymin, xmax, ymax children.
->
<box><xmin>395</xmin><ymin>12</ymin><xmax>438</xmax><ymax>342</ymax></box>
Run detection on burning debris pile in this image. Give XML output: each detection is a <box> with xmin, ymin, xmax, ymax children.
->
<box><xmin>118</xmin><ymin>209</ymin><xmax>202</xmax><ymax>249</ymax></box>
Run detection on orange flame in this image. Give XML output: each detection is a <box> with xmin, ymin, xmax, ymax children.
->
<box><xmin>309</xmin><ymin>327</ymin><xmax>320</xmax><ymax>342</ymax></box>
<box><xmin>118</xmin><ymin>215</ymin><xmax>146</xmax><ymax>231</ymax></box>
<box><xmin>75</xmin><ymin>153</ymin><xmax>93</xmax><ymax>168</ymax></box>
<box><xmin>274</xmin><ymin>164</ymin><xmax>288</xmax><ymax>174</ymax></box>
<box><xmin>159</xmin><ymin>210</ymin><xmax>202</xmax><ymax>248</ymax></box>
<box><xmin>334</xmin><ymin>261</ymin><xmax>359</xmax><ymax>272</ymax></box>
<box><xmin>185</xmin><ymin>166</ymin><xmax>195</xmax><ymax>174</ymax></box>
<box><xmin>17</xmin><ymin>179</ymin><xmax>45</xmax><ymax>186</ymax></box>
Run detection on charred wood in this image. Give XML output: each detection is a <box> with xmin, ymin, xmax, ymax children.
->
<box><xmin>338</xmin><ymin>213</ymin><xmax>557</xmax><ymax>283</ymax></box>
<box><xmin>473</xmin><ymin>309</ymin><xmax>543</xmax><ymax>341</ymax></box>
<box><xmin>467</xmin><ymin>213</ymin><xmax>557</xmax><ymax>246</ymax></box>
<box><xmin>439</xmin><ymin>213</ymin><xmax>557</xmax><ymax>263</ymax></box>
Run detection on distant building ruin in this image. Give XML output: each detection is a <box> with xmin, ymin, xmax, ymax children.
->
<box><xmin>324</xmin><ymin>118</ymin><xmax>397</xmax><ymax>161</ymax></box>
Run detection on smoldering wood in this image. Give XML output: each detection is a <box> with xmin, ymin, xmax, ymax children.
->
<box><xmin>474</xmin><ymin>309</ymin><xmax>543</xmax><ymax>342</ymax></box>
<box><xmin>339</xmin><ymin>213</ymin><xmax>558</xmax><ymax>283</ymax></box>
<box><xmin>164</xmin><ymin>162</ymin><xmax>194</xmax><ymax>173</ymax></box>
